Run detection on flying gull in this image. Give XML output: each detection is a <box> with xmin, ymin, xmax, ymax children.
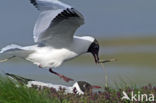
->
<box><xmin>0</xmin><ymin>0</ymin><xmax>114</xmax><ymax>82</ymax></box>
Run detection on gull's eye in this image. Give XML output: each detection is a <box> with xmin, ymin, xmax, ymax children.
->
<box><xmin>83</xmin><ymin>84</ymin><xmax>86</xmax><ymax>88</ymax></box>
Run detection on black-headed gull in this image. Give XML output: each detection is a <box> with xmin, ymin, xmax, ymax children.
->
<box><xmin>0</xmin><ymin>0</ymin><xmax>100</xmax><ymax>82</ymax></box>
<box><xmin>6</xmin><ymin>73</ymin><xmax>101</xmax><ymax>95</ymax></box>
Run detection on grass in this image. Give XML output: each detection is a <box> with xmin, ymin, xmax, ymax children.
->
<box><xmin>0</xmin><ymin>77</ymin><xmax>156</xmax><ymax>103</ymax></box>
<box><xmin>0</xmin><ymin>77</ymin><xmax>59</xmax><ymax>103</ymax></box>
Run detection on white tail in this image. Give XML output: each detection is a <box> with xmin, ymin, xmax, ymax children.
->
<box><xmin>0</xmin><ymin>44</ymin><xmax>32</xmax><ymax>62</ymax></box>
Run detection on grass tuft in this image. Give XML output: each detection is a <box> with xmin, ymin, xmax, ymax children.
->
<box><xmin>0</xmin><ymin>77</ymin><xmax>156</xmax><ymax>103</ymax></box>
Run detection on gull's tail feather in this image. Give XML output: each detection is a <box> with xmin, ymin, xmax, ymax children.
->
<box><xmin>0</xmin><ymin>44</ymin><xmax>33</xmax><ymax>62</ymax></box>
<box><xmin>5</xmin><ymin>73</ymin><xmax>33</xmax><ymax>85</ymax></box>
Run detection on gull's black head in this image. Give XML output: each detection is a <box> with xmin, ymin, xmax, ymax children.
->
<box><xmin>73</xmin><ymin>81</ymin><xmax>101</xmax><ymax>94</ymax></box>
<box><xmin>77</xmin><ymin>81</ymin><xmax>92</xmax><ymax>92</ymax></box>
<box><xmin>87</xmin><ymin>39</ymin><xmax>100</xmax><ymax>63</ymax></box>
<box><xmin>76</xmin><ymin>81</ymin><xmax>101</xmax><ymax>93</ymax></box>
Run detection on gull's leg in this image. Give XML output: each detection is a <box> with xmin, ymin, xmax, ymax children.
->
<box><xmin>49</xmin><ymin>68</ymin><xmax>74</xmax><ymax>82</ymax></box>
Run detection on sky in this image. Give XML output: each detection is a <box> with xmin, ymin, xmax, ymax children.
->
<box><xmin>0</xmin><ymin>0</ymin><xmax>156</xmax><ymax>46</ymax></box>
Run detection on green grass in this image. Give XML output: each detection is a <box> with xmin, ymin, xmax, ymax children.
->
<box><xmin>0</xmin><ymin>77</ymin><xmax>156</xmax><ymax>103</ymax></box>
<box><xmin>0</xmin><ymin>77</ymin><xmax>59</xmax><ymax>103</ymax></box>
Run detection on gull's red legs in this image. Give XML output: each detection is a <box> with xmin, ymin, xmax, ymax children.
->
<box><xmin>49</xmin><ymin>68</ymin><xmax>74</xmax><ymax>82</ymax></box>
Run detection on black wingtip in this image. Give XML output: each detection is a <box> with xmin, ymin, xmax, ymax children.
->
<box><xmin>6</xmin><ymin>73</ymin><xmax>33</xmax><ymax>84</ymax></box>
<box><xmin>52</xmin><ymin>8</ymin><xmax>80</xmax><ymax>24</ymax></box>
<box><xmin>5</xmin><ymin>73</ymin><xmax>13</xmax><ymax>77</ymax></box>
<box><xmin>30</xmin><ymin>0</ymin><xmax>37</xmax><ymax>6</ymax></box>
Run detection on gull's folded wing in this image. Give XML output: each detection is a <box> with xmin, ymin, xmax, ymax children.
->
<box><xmin>29</xmin><ymin>0</ymin><xmax>84</xmax><ymax>45</ymax></box>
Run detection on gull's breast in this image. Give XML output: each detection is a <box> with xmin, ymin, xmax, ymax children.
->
<box><xmin>26</xmin><ymin>47</ymin><xmax>78</xmax><ymax>68</ymax></box>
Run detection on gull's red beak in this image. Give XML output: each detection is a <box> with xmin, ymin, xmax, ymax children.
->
<box><xmin>91</xmin><ymin>85</ymin><xmax>101</xmax><ymax>89</ymax></box>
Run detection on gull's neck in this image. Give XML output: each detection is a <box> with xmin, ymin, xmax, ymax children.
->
<box><xmin>73</xmin><ymin>36</ymin><xmax>95</xmax><ymax>43</ymax></box>
<box><xmin>72</xmin><ymin>36</ymin><xmax>95</xmax><ymax>53</ymax></box>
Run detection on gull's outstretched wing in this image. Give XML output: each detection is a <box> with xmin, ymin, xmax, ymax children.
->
<box><xmin>29</xmin><ymin>0</ymin><xmax>84</xmax><ymax>45</ymax></box>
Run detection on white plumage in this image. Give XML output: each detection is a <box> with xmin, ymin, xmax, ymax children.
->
<box><xmin>27</xmin><ymin>81</ymin><xmax>84</xmax><ymax>94</ymax></box>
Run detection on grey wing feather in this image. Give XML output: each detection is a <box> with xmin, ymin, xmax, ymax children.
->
<box><xmin>28</xmin><ymin>0</ymin><xmax>84</xmax><ymax>45</ymax></box>
<box><xmin>34</xmin><ymin>8</ymin><xmax>84</xmax><ymax>44</ymax></box>
<box><xmin>33</xmin><ymin>9</ymin><xmax>63</xmax><ymax>42</ymax></box>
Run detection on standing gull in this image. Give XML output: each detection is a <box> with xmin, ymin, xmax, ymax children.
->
<box><xmin>0</xmin><ymin>0</ymin><xmax>101</xmax><ymax>82</ymax></box>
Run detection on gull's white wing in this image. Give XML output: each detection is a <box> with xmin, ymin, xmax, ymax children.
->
<box><xmin>29</xmin><ymin>0</ymin><xmax>84</xmax><ymax>45</ymax></box>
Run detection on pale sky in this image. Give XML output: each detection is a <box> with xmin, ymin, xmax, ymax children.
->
<box><xmin>0</xmin><ymin>0</ymin><xmax>156</xmax><ymax>46</ymax></box>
